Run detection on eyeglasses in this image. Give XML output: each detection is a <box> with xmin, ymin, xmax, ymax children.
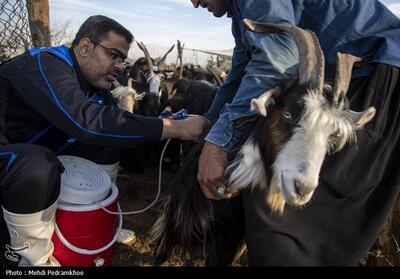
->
<box><xmin>94</xmin><ymin>42</ymin><xmax>127</xmax><ymax>66</ymax></box>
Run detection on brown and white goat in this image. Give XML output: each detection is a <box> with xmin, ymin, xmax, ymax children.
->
<box><xmin>227</xmin><ymin>19</ymin><xmax>376</xmax><ymax>214</ymax></box>
<box><xmin>152</xmin><ymin>19</ymin><xmax>376</xmax><ymax>265</ymax></box>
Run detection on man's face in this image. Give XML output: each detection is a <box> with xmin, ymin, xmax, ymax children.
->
<box><xmin>80</xmin><ymin>31</ymin><xmax>130</xmax><ymax>89</ymax></box>
<box><xmin>191</xmin><ymin>0</ymin><xmax>228</xmax><ymax>18</ymax></box>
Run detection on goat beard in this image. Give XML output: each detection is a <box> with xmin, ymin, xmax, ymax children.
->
<box><xmin>267</xmin><ymin>175</ymin><xmax>286</xmax><ymax>215</ymax></box>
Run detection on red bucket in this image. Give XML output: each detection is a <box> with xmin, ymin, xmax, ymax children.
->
<box><xmin>52</xmin><ymin>183</ymin><xmax>121</xmax><ymax>266</ymax></box>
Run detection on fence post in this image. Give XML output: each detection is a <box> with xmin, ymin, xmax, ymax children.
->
<box><xmin>177</xmin><ymin>40</ymin><xmax>184</xmax><ymax>79</ymax></box>
<box><xmin>26</xmin><ymin>0</ymin><xmax>50</xmax><ymax>47</ymax></box>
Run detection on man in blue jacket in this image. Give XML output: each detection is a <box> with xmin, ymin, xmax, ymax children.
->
<box><xmin>192</xmin><ymin>0</ymin><xmax>400</xmax><ymax>265</ymax></box>
<box><xmin>0</xmin><ymin>15</ymin><xmax>208</xmax><ymax>266</ymax></box>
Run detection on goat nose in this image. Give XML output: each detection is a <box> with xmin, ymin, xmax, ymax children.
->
<box><xmin>294</xmin><ymin>180</ymin><xmax>316</xmax><ymax>198</ymax></box>
<box><xmin>298</xmin><ymin>163</ymin><xmax>307</xmax><ymax>173</ymax></box>
<box><xmin>294</xmin><ymin>180</ymin><xmax>305</xmax><ymax>198</ymax></box>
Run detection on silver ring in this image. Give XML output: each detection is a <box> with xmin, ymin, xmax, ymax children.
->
<box><xmin>217</xmin><ymin>186</ymin><xmax>225</xmax><ymax>196</ymax></box>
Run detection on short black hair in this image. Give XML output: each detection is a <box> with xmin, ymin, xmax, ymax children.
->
<box><xmin>72</xmin><ymin>15</ymin><xmax>133</xmax><ymax>47</ymax></box>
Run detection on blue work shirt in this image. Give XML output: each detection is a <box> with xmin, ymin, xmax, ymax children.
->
<box><xmin>204</xmin><ymin>0</ymin><xmax>400</xmax><ymax>152</ymax></box>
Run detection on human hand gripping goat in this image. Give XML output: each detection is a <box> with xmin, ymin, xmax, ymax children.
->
<box><xmin>111</xmin><ymin>78</ymin><xmax>145</xmax><ymax>113</ymax></box>
<box><xmin>198</xmin><ymin>142</ymin><xmax>240</xmax><ymax>200</ymax></box>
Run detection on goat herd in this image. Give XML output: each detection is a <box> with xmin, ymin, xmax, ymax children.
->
<box><xmin>113</xmin><ymin>20</ymin><xmax>378</xmax><ymax>266</ymax></box>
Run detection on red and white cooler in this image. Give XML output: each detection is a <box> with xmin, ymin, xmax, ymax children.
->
<box><xmin>52</xmin><ymin>156</ymin><xmax>122</xmax><ymax>267</ymax></box>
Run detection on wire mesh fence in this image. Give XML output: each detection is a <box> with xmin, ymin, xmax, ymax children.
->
<box><xmin>0</xmin><ymin>0</ymin><xmax>32</xmax><ymax>63</ymax></box>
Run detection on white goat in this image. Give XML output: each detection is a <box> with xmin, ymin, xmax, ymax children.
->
<box><xmin>111</xmin><ymin>78</ymin><xmax>145</xmax><ymax>113</ymax></box>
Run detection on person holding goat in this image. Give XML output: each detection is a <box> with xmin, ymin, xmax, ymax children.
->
<box><xmin>191</xmin><ymin>0</ymin><xmax>400</xmax><ymax>265</ymax></box>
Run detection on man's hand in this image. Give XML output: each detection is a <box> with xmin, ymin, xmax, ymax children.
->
<box><xmin>197</xmin><ymin>142</ymin><xmax>239</xmax><ymax>200</ymax></box>
<box><xmin>161</xmin><ymin>115</ymin><xmax>210</xmax><ymax>141</ymax></box>
<box><xmin>177</xmin><ymin>116</ymin><xmax>210</xmax><ymax>141</ymax></box>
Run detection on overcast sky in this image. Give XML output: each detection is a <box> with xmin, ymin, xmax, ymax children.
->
<box><xmin>49</xmin><ymin>0</ymin><xmax>400</xmax><ymax>51</ymax></box>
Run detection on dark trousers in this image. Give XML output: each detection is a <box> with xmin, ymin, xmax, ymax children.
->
<box><xmin>0</xmin><ymin>142</ymin><xmax>119</xmax><ymax>265</ymax></box>
<box><xmin>0</xmin><ymin>144</ymin><xmax>63</xmax><ymax>266</ymax></box>
<box><xmin>243</xmin><ymin>64</ymin><xmax>400</xmax><ymax>266</ymax></box>
<box><xmin>0</xmin><ymin>142</ymin><xmax>119</xmax><ymax>213</ymax></box>
<box><xmin>0</xmin><ymin>144</ymin><xmax>63</xmax><ymax>214</ymax></box>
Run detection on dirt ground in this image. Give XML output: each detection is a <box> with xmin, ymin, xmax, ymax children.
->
<box><xmin>0</xmin><ymin>160</ymin><xmax>396</xmax><ymax>267</ymax></box>
<box><xmin>110</xmin><ymin>165</ymin><xmax>208</xmax><ymax>267</ymax></box>
<box><xmin>110</xmin><ymin>165</ymin><xmax>399</xmax><ymax>267</ymax></box>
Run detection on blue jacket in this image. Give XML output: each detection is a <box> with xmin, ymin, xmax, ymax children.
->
<box><xmin>0</xmin><ymin>46</ymin><xmax>163</xmax><ymax>150</ymax></box>
<box><xmin>205</xmin><ymin>0</ymin><xmax>400</xmax><ymax>152</ymax></box>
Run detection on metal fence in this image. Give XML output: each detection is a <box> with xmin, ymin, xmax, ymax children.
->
<box><xmin>0</xmin><ymin>0</ymin><xmax>32</xmax><ymax>63</ymax></box>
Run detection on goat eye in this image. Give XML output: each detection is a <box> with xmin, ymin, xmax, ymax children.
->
<box><xmin>283</xmin><ymin>111</ymin><xmax>292</xmax><ymax>119</ymax></box>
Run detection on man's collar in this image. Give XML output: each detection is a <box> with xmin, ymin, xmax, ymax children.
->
<box><xmin>69</xmin><ymin>48</ymin><xmax>95</xmax><ymax>95</ymax></box>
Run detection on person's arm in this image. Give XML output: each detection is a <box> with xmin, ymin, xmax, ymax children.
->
<box><xmin>204</xmin><ymin>18</ymin><xmax>250</xmax><ymax>122</ymax></box>
<box><xmin>161</xmin><ymin>116</ymin><xmax>209</xmax><ymax>141</ymax></box>
<box><xmin>206</xmin><ymin>0</ymin><xmax>299</xmax><ymax>152</ymax></box>
<box><xmin>12</xmin><ymin>52</ymin><xmax>207</xmax><ymax>147</ymax></box>
<box><xmin>198</xmin><ymin>0</ymin><xmax>299</xmax><ymax>199</ymax></box>
<box><xmin>197</xmin><ymin>17</ymin><xmax>250</xmax><ymax>200</ymax></box>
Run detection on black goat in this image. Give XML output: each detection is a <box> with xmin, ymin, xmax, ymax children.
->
<box><xmin>161</xmin><ymin>80</ymin><xmax>217</xmax><ymax>171</ymax></box>
<box><xmin>119</xmin><ymin>43</ymin><xmax>174</xmax><ymax>173</ymax></box>
<box><xmin>151</xmin><ymin>143</ymin><xmax>246</xmax><ymax>266</ymax></box>
<box><xmin>179</xmin><ymin>64</ymin><xmax>221</xmax><ymax>85</ymax></box>
<box><xmin>152</xmin><ymin>20</ymin><xmax>376</xmax><ymax>265</ymax></box>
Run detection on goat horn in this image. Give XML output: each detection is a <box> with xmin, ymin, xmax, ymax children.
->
<box><xmin>158</xmin><ymin>45</ymin><xmax>175</xmax><ymax>71</ymax></box>
<box><xmin>207</xmin><ymin>66</ymin><xmax>223</xmax><ymax>86</ymax></box>
<box><xmin>243</xmin><ymin>19</ymin><xmax>325</xmax><ymax>92</ymax></box>
<box><xmin>137</xmin><ymin>41</ymin><xmax>154</xmax><ymax>74</ymax></box>
<box><xmin>333</xmin><ymin>53</ymin><xmax>370</xmax><ymax>104</ymax></box>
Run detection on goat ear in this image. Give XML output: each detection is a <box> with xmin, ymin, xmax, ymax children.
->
<box><xmin>250</xmin><ymin>87</ymin><xmax>281</xmax><ymax>117</ymax></box>
<box><xmin>135</xmin><ymin>92</ymin><xmax>146</xmax><ymax>101</ymax></box>
<box><xmin>251</xmin><ymin>97</ymin><xmax>270</xmax><ymax>117</ymax></box>
<box><xmin>349</xmin><ymin>107</ymin><xmax>376</xmax><ymax>129</ymax></box>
